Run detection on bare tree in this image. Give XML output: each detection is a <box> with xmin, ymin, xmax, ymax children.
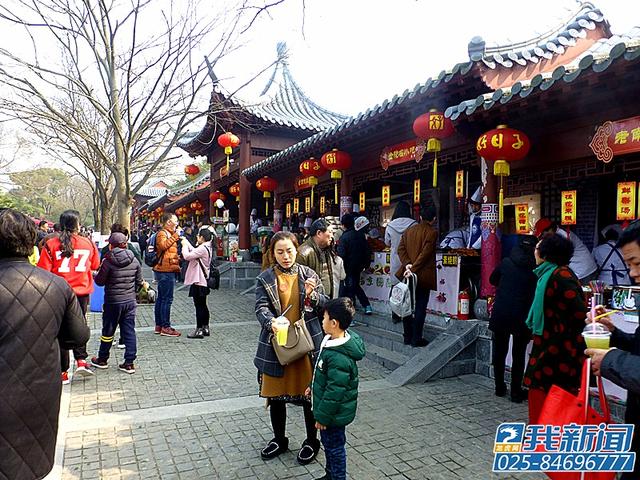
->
<box><xmin>0</xmin><ymin>0</ymin><xmax>284</xmax><ymax>225</ymax></box>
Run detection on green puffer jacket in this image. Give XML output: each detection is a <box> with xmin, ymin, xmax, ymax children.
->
<box><xmin>312</xmin><ymin>331</ymin><xmax>366</xmax><ymax>427</ymax></box>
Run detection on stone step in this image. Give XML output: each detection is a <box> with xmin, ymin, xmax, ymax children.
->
<box><xmin>364</xmin><ymin>343</ymin><xmax>410</xmax><ymax>370</ymax></box>
<box><xmin>353</xmin><ymin>311</ymin><xmax>404</xmax><ymax>334</ymax></box>
<box><xmin>351</xmin><ymin>323</ymin><xmax>415</xmax><ymax>356</ymax></box>
<box><xmin>387</xmin><ymin>320</ymin><xmax>481</xmax><ymax>386</ymax></box>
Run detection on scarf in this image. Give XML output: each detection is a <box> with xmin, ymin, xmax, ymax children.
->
<box><xmin>526</xmin><ymin>261</ymin><xmax>558</xmax><ymax>336</ymax></box>
<box><xmin>275</xmin><ymin>263</ymin><xmax>298</xmax><ymax>275</ymax></box>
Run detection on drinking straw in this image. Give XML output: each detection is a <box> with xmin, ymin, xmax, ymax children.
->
<box><xmin>591</xmin><ymin>296</ymin><xmax>596</xmax><ymax>333</ymax></box>
<box><xmin>593</xmin><ymin>310</ymin><xmax>620</xmax><ymax>321</ymax></box>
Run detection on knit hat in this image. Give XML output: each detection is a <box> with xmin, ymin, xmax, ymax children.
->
<box><xmin>108</xmin><ymin>232</ymin><xmax>127</xmax><ymax>246</ymax></box>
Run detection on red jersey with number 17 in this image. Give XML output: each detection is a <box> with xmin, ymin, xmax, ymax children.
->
<box><xmin>38</xmin><ymin>234</ymin><xmax>101</xmax><ymax>296</ymax></box>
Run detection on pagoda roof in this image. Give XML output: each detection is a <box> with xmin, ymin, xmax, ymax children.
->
<box><xmin>178</xmin><ymin>43</ymin><xmax>348</xmax><ymax>156</ymax></box>
<box><xmin>142</xmin><ymin>171</ymin><xmax>211</xmax><ymax>210</ymax></box>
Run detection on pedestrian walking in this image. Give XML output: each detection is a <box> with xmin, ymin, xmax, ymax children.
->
<box><xmin>524</xmin><ymin>234</ymin><xmax>587</xmax><ymax>422</ymax></box>
<box><xmin>0</xmin><ymin>208</ymin><xmax>90</xmax><ymax>480</ymax></box>
<box><xmin>307</xmin><ymin>298</ymin><xmax>365</xmax><ymax>480</ymax></box>
<box><xmin>181</xmin><ymin>227</ymin><xmax>214</xmax><ymax>339</ymax></box>
<box><xmin>297</xmin><ymin>218</ymin><xmax>335</xmax><ymax>297</ymax></box>
<box><xmin>153</xmin><ymin>212</ymin><xmax>182</xmax><ymax>337</ymax></box>
<box><xmin>489</xmin><ymin>235</ymin><xmax>537</xmax><ymax>402</ymax></box>
<box><xmin>586</xmin><ymin>219</ymin><xmax>640</xmax><ymax>479</ymax></box>
<box><xmin>337</xmin><ymin>214</ymin><xmax>372</xmax><ymax>314</ymax></box>
<box><xmin>397</xmin><ymin>204</ymin><xmax>438</xmax><ymax>347</ymax></box>
<box><xmin>254</xmin><ymin>231</ymin><xmax>327</xmax><ymax>465</ymax></box>
<box><xmin>384</xmin><ymin>200</ymin><xmax>417</xmax><ymax>323</ymax></box>
<box><xmin>90</xmin><ymin>232</ymin><xmax>146</xmax><ymax>374</ymax></box>
<box><xmin>38</xmin><ymin>209</ymin><xmax>100</xmax><ymax>384</ymax></box>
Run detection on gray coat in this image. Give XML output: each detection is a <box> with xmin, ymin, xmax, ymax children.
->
<box><xmin>254</xmin><ymin>264</ymin><xmax>327</xmax><ymax>377</ymax></box>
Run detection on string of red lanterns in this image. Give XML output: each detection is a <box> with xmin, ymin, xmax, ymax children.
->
<box><xmin>299</xmin><ymin>157</ymin><xmax>327</xmax><ymax>206</ymax></box>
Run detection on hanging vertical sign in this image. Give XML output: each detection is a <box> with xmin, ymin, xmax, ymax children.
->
<box><xmin>617</xmin><ymin>182</ymin><xmax>637</xmax><ymax>220</ymax></box>
<box><xmin>455</xmin><ymin>171</ymin><xmax>465</xmax><ymax>198</ymax></box>
<box><xmin>561</xmin><ymin>190</ymin><xmax>577</xmax><ymax>225</ymax></box>
<box><xmin>413</xmin><ymin>179</ymin><xmax>421</xmax><ymax>204</ymax></box>
<box><xmin>515</xmin><ymin>204</ymin><xmax>529</xmax><ymax>233</ymax></box>
<box><xmin>286</xmin><ymin>203</ymin><xmax>291</xmax><ymax>218</ymax></box>
<box><xmin>305</xmin><ymin>197</ymin><xmax>311</xmax><ymax>213</ymax></box>
<box><xmin>320</xmin><ymin>196</ymin><xmax>326</xmax><ymax>215</ymax></box>
<box><xmin>359</xmin><ymin>192</ymin><xmax>366</xmax><ymax>212</ymax></box>
<box><xmin>293</xmin><ymin>198</ymin><xmax>299</xmax><ymax>214</ymax></box>
<box><xmin>382</xmin><ymin>185</ymin><xmax>391</xmax><ymax>207</ymax></box>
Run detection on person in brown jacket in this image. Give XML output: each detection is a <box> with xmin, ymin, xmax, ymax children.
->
<box><xmin>153</xmin><ymin>212</ymin><xmax>182</xmax><ymax>337</ymax></box>
<box><xmin>397</xmin><ymin>204</ymin><xmax>438</xmax><ymax>347</ymax></box>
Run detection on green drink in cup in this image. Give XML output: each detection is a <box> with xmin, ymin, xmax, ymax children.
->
<box><xmin>582</xmin><ymin>323</ymin><xmax>611</xmax><ymax>350</ymax></box>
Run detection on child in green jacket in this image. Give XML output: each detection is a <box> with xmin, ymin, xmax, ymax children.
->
<box><xmin>308</xmin><ymin>297</ymin><xmax>365</xmax><ymax>480</ymax></box>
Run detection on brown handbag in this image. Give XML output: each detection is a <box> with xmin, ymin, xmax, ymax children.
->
<box><xmin>271</xmin><ymin>318</ymin><xmax>315</xmax><ymax>366</ymax></box>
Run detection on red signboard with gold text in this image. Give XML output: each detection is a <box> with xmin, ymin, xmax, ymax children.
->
<box><xmin>515</xmin><ymin>204</ymin><xmax>529</xmax><ymax>234</ymax></box>
<box><xmin>380</xmin><ymin>140</ymin><xmax>424</xmax><ymax>171</ymax></box>
<box><xmin>561</xmin><ymin>190</ymin><xmax>577</xmax><ymax>225</ymax></box>
<box><xmin>455</xmin><ymin>171</ymin><xmax>464</xmax><ymax>198</ymax></box>
<box><xmin>294</xmin><ymin>176</ymin><xmax>313</xmax><ymax>192</ymax></box>
<box><xmin>590</xmin><ymin>116</ymin><xmax>640</xmax><ymax>163</ymax></box>
<box><xmin>617</xmin><ymin>182</ymin><xmax>637</xmax><ymax>221</ymax></box>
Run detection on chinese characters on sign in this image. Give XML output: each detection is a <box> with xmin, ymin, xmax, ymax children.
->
<box><xmin>590</xmin><ymin>116</ymin><xmax>640</xmax><ymax>163</ymax></box>
<box><xmin>515</xmin><ymin>204</ymin><xmax>529</xmax><ymax>234</ymax></box>
<box><xmin>359</xmin><ymin>192</ymin><xmax>366</xmax><ymax>212</ymax></box>
<box><xmin>455</xmin><ymin>170</ymin><xmax>464</xmax><ymax>198</ymax></box>
<box><xmin>413</xmin><ymin>179</ymin><xmax>420</xmax><ymax>204</ymax></box>
<box><xmin>379</xmin><ymin>140</ymin><xmax>418</xmax><ymax>171</ymax></box>
<box><xmin>561</xmin><ymin>190</ymin><xmax>577</xmax><ymax>226</ymax></box>
<box><xmin>286</xmin><ymin>203</ymin><xmax>291</xmax><ymax>218</ymax></box>
<box><xmin>320</xmin><ymin>196</ymin><xmax>326</xmax><ymax>215</ymax></box>
<box><xmin>305</xmin><ymin>197</ymin><xmax>311</xmax><ymax>213</ymax></box>
<box><xmin>442</xmin><ymin>255</ymin><xmax>459</xmax><ymax>267</ymax></box>
<box><xmin>617</xmin><ymin>182</ymin><xmax>637</xmax><ymax>221</ymax></box>
<box><xmin>295</xmin><ymin>176</ymin><xmax>313</xmax><ymax>192</ymax></box>
<box><xmin>293</xmin><ymin>198</ymin><xmax>299</xmax><ymax>214</ymax></box>
<box><xmin>382</xmin><ymin>185</ymin><xmax>391</xmax><ymax>207</ymax></box>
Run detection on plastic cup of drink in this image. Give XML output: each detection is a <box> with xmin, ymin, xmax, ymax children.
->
<box><xmin>274</xmin><ymin>316</ymin><xmax>290</xmax><ymax>346</ymax></box>
<box><xmin>582</xmin><ymin>323</ymin><xmax>611</xmax><ymax>350</ymax></box>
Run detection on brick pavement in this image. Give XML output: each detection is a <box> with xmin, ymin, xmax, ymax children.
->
<box><xmin>56</xmin><ymin>285</ymin><xmax>542</xmax><ymax>479</ymax></box>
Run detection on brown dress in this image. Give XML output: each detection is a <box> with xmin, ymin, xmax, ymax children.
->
<box><xmin>260</xmin><ymin>270</ymin><xmax>313</xmax><ymax>400</ymax></box>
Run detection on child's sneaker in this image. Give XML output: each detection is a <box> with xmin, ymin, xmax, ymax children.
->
<box><xmin>61</xmin><ymin>371</ymin><xmax>70</xmax><ymax>385</ymax></box>
<box><xmin>75</xmin><ymin>359</ymin><xmax>94</xmax><ymax>376</ymax></box>
<box><xmin>118</xmin><ymin>363</ymin><xmax>135</xmax><ymax>374</ymax></box>
<box><xmin>90</xmin><ymin>357</ymin><xmax>109</xmax><ymax>369</ymax></box>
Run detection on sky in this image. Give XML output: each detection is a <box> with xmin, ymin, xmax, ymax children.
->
<box><xmin>1</xmin><ymin>0</ymin><xmax>639</xmax><ymax>180</ymax></box>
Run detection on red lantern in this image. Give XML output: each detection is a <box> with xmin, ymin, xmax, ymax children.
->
<box><xmin>476</xmin><ymin>124</ymin><xmax>531</xmax><ymax>223</ymax></box>
<box><xmin>413</xmin><ymin>109</ymin><xmax>455</xmax><ymax>187</ymax></box>
<box><xmin>229</xmin><ymin>183</ymin><xmax>241</xmax><ymax>202</ymax></box>
<box><xmin>299</xmin><ymin>157</ymin><xmax>327</xmax><ymax>206</ymax></box>
<box><xmin>209</xmin><ymin>191</ymin><xmax>226</xmax><ymax>203</ymax></box>
<box><xmin>184</xmin><ymin>164</ymin><xmax>200</xmax><ymax>176</ymax></box>
<box><xmin>320</xmin><ymin>149</ymin><xmax>352</xmax><ymax>204</ymax></box>
<box><xmin>190</xmin><ymin>200</ymin><xmax>203</xmax><ymax>212</ymax></box>
<box><xmin>256</xmin><ymin>176</ymin><xmax>278</xmax><ymax>216</ymax></box>
<box><xmin>218</xmin><ymin>132</ymin><xmax>241</xmax><ymax>174</ymax></box>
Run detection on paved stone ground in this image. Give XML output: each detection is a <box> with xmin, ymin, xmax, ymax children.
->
<box><xmin>54</xmin><ymin>276</ymin><xmax>543</xmax><ymax>480</ymax></box>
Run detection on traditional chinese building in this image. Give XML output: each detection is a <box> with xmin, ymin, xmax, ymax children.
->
<box><xmin>176</xmin><ymin>42</ymin><xmax>347</xmax><ymax>249</ymax></box>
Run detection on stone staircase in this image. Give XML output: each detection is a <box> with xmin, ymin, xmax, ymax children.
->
<box><xmin>351</xmin><ymin>310</ymin><xmax>484</xmax><ymax>385</ymax></box>
<box><xmin>218</xmin><ymin>262</ymin><xmax>261</xmax><ymax>290</ymax></box>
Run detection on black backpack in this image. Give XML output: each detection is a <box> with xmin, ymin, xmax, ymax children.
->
<box><xmin>198</xmin><ymin>244</ymin><xmax>220</xmax><ymax>290</ymax></box>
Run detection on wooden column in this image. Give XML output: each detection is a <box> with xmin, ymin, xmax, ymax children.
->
<box><xmin>239</xmin><ymin>132</ymin><xmax>251</xmax><ymax>250</ymax></box>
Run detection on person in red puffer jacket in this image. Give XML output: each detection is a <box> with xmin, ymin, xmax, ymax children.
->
<box><xmin>38</xmin><ymin>209</ymin><xmax>100</xmax><ymax>384</ymax></box>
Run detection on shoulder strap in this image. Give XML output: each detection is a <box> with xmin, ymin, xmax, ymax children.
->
<box><xmin>595</xmin><ymin>243</ymin><xmax>619</xmax><ymax>277</ymax></box>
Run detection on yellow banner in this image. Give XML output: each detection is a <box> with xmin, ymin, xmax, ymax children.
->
<box><xmin>305</xmin><ymin>197</ymin><xmax>311</xmax><ymax>213</ymax></box>
<box><xmin>359</xmin><ymin>192</ymin><xmax>366</xmax><ymax>211</ymax></box>
<box><xmin>286</xmin><ymin>203</ymin><xmax>291</xmax><ymax>218</ymax></box>
<box><xmin>456</xmin><ymin>171</ymin><xmax>464</xmax><ymax>198</ymax></box>
<box><xmin>413</xmin><ymin>179</ymin><xmax>420</xmax><ymax>204</ymax></box>
<box><xmin>382</xmin><ymin>185</ymin><xmax>391</xmax><ymax>207</ymax></box>
<box><xmin>320</xmin><ymin>196</ymin><xmax>326</xmax><ymax>215</ymax></box>
<box><xmin>561</xmin><ymin>190</ymin><xmax>577</xmax><ymax>225</ymax></box>
<box><xmin>515</xmin><ymin>204</ymin><xmax>529</xmax><ymax>234</ymax></box>
<box><xmin>293</xmin><ymin>198</ymin><xmax>299</xmax><ymax>213</ymax></box>
<box><xmin>617</xmin><ymin>182</ymin><xmax>637</xmax><ymax>220</ymax></box>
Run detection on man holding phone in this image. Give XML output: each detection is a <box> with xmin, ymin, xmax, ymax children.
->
<box><xmin>586</xmin><ymin>220</ymin><xmax>640</xmax><ymax>479</ymax></box>
<box><xmin>153</xmin><ymin>212</ymin><xmax>183</xmax><ymax>337</ymax></box>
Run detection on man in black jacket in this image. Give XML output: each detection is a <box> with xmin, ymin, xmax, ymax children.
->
<box><xmin>587</xmin><ymin>220</ymin><xmax>640</xmax><ymax>479</ymax></box>
<box><xmin>92</xmin><ymin>232</ymin><xmax>146</xmax><ymax>374</ymax></box>
<box><xmin>337</xmin><ymin>214</ymin><xmax>372</xmax><ymax>314</ymax></box>
<box><xmin>0</xmin><ymin>208</ymin><xmax>90</xmax><ymax>480</ymax></box>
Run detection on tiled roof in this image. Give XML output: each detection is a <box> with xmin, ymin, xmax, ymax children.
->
<box><xmin>135</xmin><ymin>186</ymin><xmax>168</xmax><ymax>198</ymax></box>
<box><xmin>467</xmin><ymin>2</ymin><xmax>609</xmax><ymax>68</ymax></box>
<box><xmin>241</xmin><ymin>61</ymin><xmax>479</xmax><ymax>180</ymax></box>
<box><xmin>177</xmin><ymin>43</ymin><xmax>348</xmax><ymax>153</ymax></box>
<box><xmin>141</xmin><ymin>172</ymin><xmax>210</xmax><ymax>210</ymax></box>
<box><xmin>446</xmin><ymin>26</ymin><xmax>640</xmax><ymax>121</ymax></box>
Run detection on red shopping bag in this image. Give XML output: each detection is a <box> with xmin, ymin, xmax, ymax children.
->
<box><xmin>535</xmin><ymin>358</ymin><xmax>615</xmax><ymax>480</ymax></box>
